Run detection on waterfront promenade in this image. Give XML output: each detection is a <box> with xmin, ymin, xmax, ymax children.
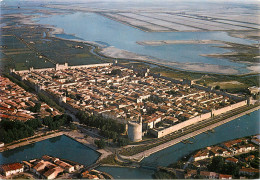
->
<box><xmin>64</xmin><ymin>131</ymin><xmax>112</xmax><ymax>162</ymax></box>
<box><xmin>120</xmin><ymin>105</ymin><xmax>260</xmax><ymax>162</ymax></box>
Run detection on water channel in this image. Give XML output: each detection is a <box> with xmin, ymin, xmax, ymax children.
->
<box><xmin>1</xmin><ymin>110</ymin><xmax>259</xmax><ymax>179</ymax></box>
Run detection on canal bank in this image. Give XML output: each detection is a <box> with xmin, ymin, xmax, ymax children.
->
<box><xmin>0</xmin><ymin>131</ymin><xmax>63</xmax><ymax>153</ymax></box>
<box><xmin>96</xmin><ymin>109</ymin><xmax>259</xmax><ymax>178</ymax></box>
<box><xmin>119</xmin><ymin>105</ymin><xmax>260</xmax><ymax>162</ymax></box>
<box><xmin>0</xmin><ymin>110</ymin><xmax>259</xmax><ymax>178</ymax></box>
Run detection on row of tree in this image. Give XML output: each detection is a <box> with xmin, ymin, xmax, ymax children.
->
<box><xmin>76</xmin><ymin>111</ymin><xmax>129</xmax><ymax>147</ymax></box>
<box><xmin>208</xmin><ymin>156</ymin><xmax>240</xmax><ymax>177</ymax></box>
<box><xmin>0</xmin><ymin>114</ymin><xmax>73</xmax><ymax>144</ymax></box>
<box><xmin>37</xmin><ymin>92</ymin><xmax>64</xmax><ymax>112</ymax></box>
<box><xmin>0</xmin><ymin>119</ymin><xmax>41</xmax><ymax>143</ymax></box>
<box><xmin>4</xmin><ymin>73</ymin><xmax>33</xmax><ymax>92</ymax></box>
<box><xmin>42</xmin><ymin>114</ymin><xmax>72</xmax><ymax>130</ymax></box>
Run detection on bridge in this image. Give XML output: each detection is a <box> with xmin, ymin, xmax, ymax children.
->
<box><xmin>85</xmin><ymin>162</ymin><xmax>101</xmax><ymax>171</ymax></box>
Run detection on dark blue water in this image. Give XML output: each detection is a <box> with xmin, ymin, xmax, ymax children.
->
<box><xmin>141</xmin><ymin>110</ymin><xmax>260</xmax><ymax>166</ymax></box>
<box><xmin>98</xmin><ymin>166</ymin><xmax>154</xmax><ymax>179</ymax></box>
<box><xmin>0</xmin><ymin>110</ymin><xmax>259</xmax><ymax>178</ymax></box>
<box><xmin>0</xmin><ymin>135</ymin><xmax>100</xmax><ymax>166</ymax></box>
<box><xmin>96</xmin><ymin>109</ymin><xmax>259</xmax><ymax>178</ymax></box>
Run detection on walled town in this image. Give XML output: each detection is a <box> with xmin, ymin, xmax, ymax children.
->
<box><xmin>0</xmin><ymin>155</ymin><xmax>110</xmax><ymax>179</ymax></box>
<box><xmin>12</xmin><ymin>63</ymin><xmax>250</xmax><ymax>141</ymax></box>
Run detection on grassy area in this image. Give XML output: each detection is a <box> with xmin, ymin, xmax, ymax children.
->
<box><xmin>1</xmin><ymin>15</ymin><xmax>107</xmax><ymax>72</ymax></box>
<box><xmin>149</xmin><ymin>66</ymin><xmax>259</xmax><ymax>93</ymax></box>
<box><xmin>99</xmin><ymin>154</ymin><xmax>118</xmax><ymax>165</ymax></box>
<box><xmin>217</xmin><ymin>42</ymin><xmax>259</xmax><ymax>63</ymax></box>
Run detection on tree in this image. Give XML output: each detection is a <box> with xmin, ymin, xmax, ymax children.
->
<box><xmin>70</xmin><ymin>123</ymin><xmax>77</xmax><ymax>130</ymax></box>
<box><xmin>110</xmin><ymin>69</ymin><xmax>122</xmax><ymax>76</ymax></box>
<box><xmin>95</xmin><ymin>139</ymin><xmax>105</xmax><ymax>149</ymax></box>
<box><xmin>118</xmin><ymin>138</ymin><xmax>129</xmax><ymax>147</ymax></box>
<box><xmin>30</xmin><ymin>102</ymin><xmax>41</xmax><ymax>112</ymax></box>
<box><xmin>223</xmin><ymin>162</ymin><xmax>239</xmax><ymax>176</ymax></box>
<box><xmin>208</xmin><ymin>156</ymin><xmax>224</xmax><ymax>173</ymax></box>
<box><xmin>215</xmin><ymin>85</ymin><xmax>220</xmax><ymax>90</ymax></box>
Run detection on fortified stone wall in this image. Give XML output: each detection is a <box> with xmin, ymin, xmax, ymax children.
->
<box><xmin>151</xmin><ymin>100</ymin><xmax>248</xmax><ymax>138</ymax></box>
<box><xmin>192</xmin><ymin>84</ymin><xmax>245</xmax><ymax>101</ymax></box>
<box><xmin>67</xmin><ymin>63</ymin><xmax>112</xmax><ymax>69</ymax></box>
<box><xmin>212</xmin><ymin>100</ymin><xmax>247</xmax><ymax>116</ymax></box>
<box><xmin>13</xmin><ymin>63</ymin><xmax>112</xmax><ymax>73</ymax></box>
<box><xmin>150</xmin><ymin>112</ymin><xmax>212</xmax><ymax>138</ymax></box>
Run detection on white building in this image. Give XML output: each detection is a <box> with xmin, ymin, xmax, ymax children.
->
<box><xmin>0</xmin><ymin>163</ymin><xmax>24</xmax><ymax>177</ymax></box>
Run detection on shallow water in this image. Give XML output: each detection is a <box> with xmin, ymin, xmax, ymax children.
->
<box><xmin>36</xmin><ymin>12</ymin><xmax>257</xmax><ymax>74</ymax></box>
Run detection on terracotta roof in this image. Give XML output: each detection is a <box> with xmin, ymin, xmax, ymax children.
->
<box><xmin>1</xmin><ymin>163</ymin><xmax>23</xmax><ymax>172</ymax></box>
<box><xmin>240</xmin><ymin>168</ymin><xmax>259</xmax><ymax>173</ymax></box>
<box><xmin>219</xmin><ymin>174</ymin><xmax>232</xmax><ymax>179</ymax></box>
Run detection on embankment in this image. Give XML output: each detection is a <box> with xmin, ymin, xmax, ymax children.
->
<box><xmin>0</xmin><ymin>131</ymin><xmax>63</xmax><ymax>153</ymax></box>
<box><xmin>120</xmin><ymin>106</ymin><xmax>260</xmax><ymax>161</ymax></box>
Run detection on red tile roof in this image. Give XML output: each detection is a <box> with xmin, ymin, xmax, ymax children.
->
<box><xmin>1</xmin><ymin>163</ymin><xmax>23</xmax><ymax>172</ymax></box>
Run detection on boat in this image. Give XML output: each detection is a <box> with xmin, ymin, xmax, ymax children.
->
<box><xmin>209</xmin><ymin>129</ymin><xmax>215</xmax><ymax>133</ymax></box>
<box><xmin>187</xmin><ymin>140</ymin><xmax>193</xmax><ymax>144</ymax></box>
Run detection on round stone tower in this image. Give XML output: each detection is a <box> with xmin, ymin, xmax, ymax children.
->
<box><xmin>128</xmin><ymin>121</ymin><xmax>142</xmax><ymax>142</ymax></box>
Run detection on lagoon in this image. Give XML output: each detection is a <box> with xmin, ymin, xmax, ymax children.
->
<box><xmin>36</xmin><ymin>12</ymin><xmax>257</xmax><ymax>74</ymax></box>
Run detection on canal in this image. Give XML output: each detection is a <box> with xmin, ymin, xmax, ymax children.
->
<box><xmin>0</xmin><ymin>110</ymin><xmax>259</xmax><ymax>179</ymax></box>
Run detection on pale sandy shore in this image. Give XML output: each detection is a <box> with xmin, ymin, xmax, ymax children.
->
<box><xmin>137</xmin><ymin>40</ymin><xmax>225</xmax><ymax>46</ymax></box>
<box><xmin>247</xmin><ymin>64</ymin><xmax>260</xmax><ymax>73</ymax></box>
<box><xmin>100</xmin><ymin>46</ymin><xmax>241</xmax><ymax>74</ymax></box>
<box><xmin>100</xmin><ymin>46</ymin><xmax>149</xmax><ymax>60</ymax></box>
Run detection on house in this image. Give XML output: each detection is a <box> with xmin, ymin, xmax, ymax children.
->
<box><xmin>200</xmin><ymin>171</ymin><xmax>219</xmax><ymax>179</ymax></box>
<box><xmin>193</xmin><ymin>149</ymin><xmax>209</xmax><ymax>161</ymax></box>
<box><xmin>210</xmin><ymin>146</ymin><xmax>229</xmax><ymax>157</ymax></box>
<box><xmin>0</xmin><ymin>163</ymin><xmax>24</xmax><ymax>177</ymax></box>
<box><xmin>225</xmin><ymin>157</ymin><xmax>238</xmax><ymax>164</ymax></box>
<box><xmin>251</xmin><ymin>135</ymin><xmax>260</xmax><ymax>145</ymax></box>
<box><xmin>219</xmin><ymin>174</ymin><xmax>232</xmax><ymax>179</ymax></box>
<box><xmin>32</xmin><ymin>160</ymin><xmax>56</xmax><ymax>176</ymax></box>
<box><xmin>43</xmin><ymin>166</ymin><xmax>64</xmax><ymax>179</ymax></box>
<box><xmin>142</xmin><ymin>116</ymin><xmax>162</xmax><ymax>129</ymax></box>
<box><xmin>54</xmin><ymin>160</ymin><xmax>74</xmax><ymax>173</ymax></box>
<box><xmin>185</xmin><ymin>169</ymin><xmax>197</xmax><ymax>178</ymax></box>
<box><xmin>0</xmin><ymin>142</ymin><xmax>4</xmax><ymax>148</ymax></box>
<box><xmin>239</xmin><ymin>168</ymin><xmax>259</xmax><ymax>176</ymax></box>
